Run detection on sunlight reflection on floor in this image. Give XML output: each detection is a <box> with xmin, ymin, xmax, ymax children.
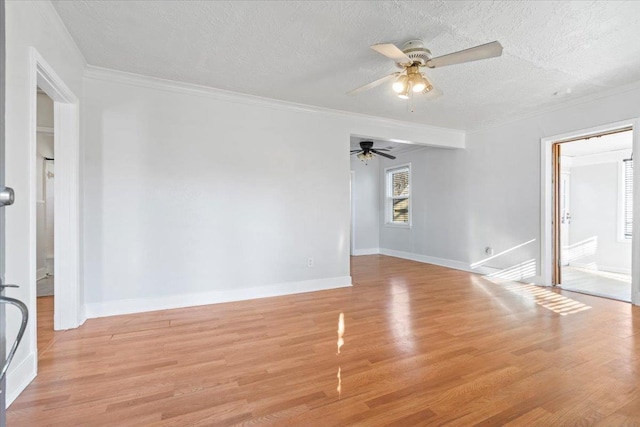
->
<box><xmin>501</xmin><ymin>283</ymin><xmax>592</xmax><ymax>316</ymax></box>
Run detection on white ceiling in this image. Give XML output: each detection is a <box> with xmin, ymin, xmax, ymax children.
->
<box><xmin>562</xmin><ymin>130</ymin><xmax>632</xmax><ymax>157</ymax></box>
<box><xmin>52</xmin><ymin>1</ymin><xmax>640</xmax><ymax>130</ymax></box>
<box><xmin>350</xmin><ymin>136</ymin><xmax>431</xmax><ymax>157</ymax></box>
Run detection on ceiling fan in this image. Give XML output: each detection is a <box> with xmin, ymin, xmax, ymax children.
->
<box><xmin>347</xmin><ymin>39</ymin><xmax>503</xmax><ymax>99</ymax></box>
<box><xmin>351</xmin><ymin>141</ymin><xmax>396</xmax><ymax>162</ymax></box>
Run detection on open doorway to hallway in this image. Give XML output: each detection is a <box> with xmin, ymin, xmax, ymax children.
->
<box><xmin>36</xmin><ymin>88</ymin><xmax>55</xmax><ymax>353</ymax></box>
<box><xmin>554</xmin><ymin>129</ymin><xmax>633</xmax><ymax>301</ymax></box>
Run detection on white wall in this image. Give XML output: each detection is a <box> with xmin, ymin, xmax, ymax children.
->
<box><xmin>81</xmin><ymin>67</ymin><xmax>464</xmax><ymax>317</ymax></box>
<box><xmin>377</xmin><ymin>147</ymin><xmax>470</xmax><ymax>270</ymax></box>
<box><xmin>569</xmin><ymin>158</ymin><xmax>632</xmax><ymax>273</ymax></box>
<box><xmin>369</xmin><ymin>85</ymin><xmax>640</xmax><ymax>288</ymax></box>
<box><xmin>350</xmin><ymin>155</ymin><xmax>379</xmax><ymax>255</ymax></box>
<box><xmin>464</xmin><ymin>85</ymin><xmax>640</xmax><ymax>286</ymax></box>
<box><xmin>4</xmin><ymin>1</ymin><xmax>464</xmax><ymax>404</ymax></box>
<box><xmin>5</xmin><ymin>0</ymin><xmax>86</xmax><ymax>405</ymax></box>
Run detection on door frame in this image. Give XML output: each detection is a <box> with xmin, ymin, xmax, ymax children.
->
<box><xmin>540</xmin><ymin>118</ymin><xmax>640</xmax><ymax>305</ymax></box>
<box><xmin>29</xmin><ymin>48</ymin><xmax>82</xmax><ymax>330</ymax></box>
<box><xmin>350</xmin><ymin>170</ymin><xmax>355</xmax><ymax>255</ymax></box>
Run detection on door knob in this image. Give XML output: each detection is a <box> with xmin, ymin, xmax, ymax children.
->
<box><xmin>0</xmin><ymin>278</ymin><xmax>18</xmax><ymax>290</ymax></box>
<box><xmin>0</xmin><ymin>186</ymin><xmax>15</xmax><ymax>207</ymax></box>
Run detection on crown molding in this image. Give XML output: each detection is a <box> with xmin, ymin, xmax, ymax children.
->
<box><xmin>40</xmin><ymin>0</ymin><xmax>87</xmax><ymax>67</ymax></box>
<box><xmin>83</xmin><ymin>65</ymin><xmax>465</xmax><ymax>142</ymax></box>
<box><xmin>468</xmin><ymin>79</ymin><xmax>640</xmax><ymax>134</ymax></box>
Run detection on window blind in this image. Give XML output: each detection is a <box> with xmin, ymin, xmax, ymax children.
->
<box><xmin>624</xmin><ymin>158</ymin><xmax>633</xmax><ymax>239</ymax></box>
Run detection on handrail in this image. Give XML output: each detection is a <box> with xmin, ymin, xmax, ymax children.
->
<box><xmin>0</xmin><ymin>296</ymin><xmax>29</xmax><ymax>382</ymax></box>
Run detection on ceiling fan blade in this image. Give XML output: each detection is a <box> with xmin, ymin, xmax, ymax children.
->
<box><xmin>346</xmin><ymin>72</ymin><xmax>400</xmax><ymax>96</ymax></box>
<box><xmin>373</xmin><ymin>148</ymin><xmax>391</xmax><ymax>151</ymax></box>
<box><xmin>371</xmin><ymin>149</ymin><xmax>396</xmax><ymax>160</ymax></box>
<box><xmin>370</xmin><ymin>43</ymin><xmax>413</xmax><ymax>64</ymax></box>
<box><xmin>425</xmin><ymin>41</ymin><xmax>503</xmax><ymax>69</ymax></box>
<box><xmin>350</xmin><ymin>150</ymin><xmax>362</xmax><ymax>153</ymax></box>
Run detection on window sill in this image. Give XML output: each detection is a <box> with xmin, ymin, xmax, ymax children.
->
<box><xmin>384</xmin><ymin>222</ymin><xmax>411</xmax><ymax>229</ymax></box>
<box><xmin>616</xmin><ymin>237</ymin><xmax>633</xmax><ymax>243</ymax></box>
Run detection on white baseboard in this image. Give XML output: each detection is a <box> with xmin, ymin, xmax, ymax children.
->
<box><xmin>379</xmin><ymin>248</ymin><xmax>473</xmax><ymax>273</ymax></box>
<box><xmin>351</xmin><ymin>248</ymin><xmax>380</xmax><ymax>256</ymax></box>
<box><xmin>378</xmin><ymin>249</ymin><xmax>544</xmax><ymax>285</ymax></box>
<box><xmin>36</xmin><ymin>267</ymin><xmax>47</xmax><ymax>280</ymax></box>
<box><xmin>569</xmin><ymin>262</ymin><xmax>631</xmax><ymax>275</ymax></box>
<box><xmin>85</xmin><ymin>275</ymin><xmax>352</xmax><ymax>319</ymax></box>
<box><xmin>6</xmin><ymin>351</ymin><xmax>37</xmax><ymax>407</ymax></box>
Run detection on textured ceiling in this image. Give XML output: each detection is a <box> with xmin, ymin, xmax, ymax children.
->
<box><xmin>53</xmin><ymin>0</ymin><xmax>640</xmax><ymax>130</ymax></box>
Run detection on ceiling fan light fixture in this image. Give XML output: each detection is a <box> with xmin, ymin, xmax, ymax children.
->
<box><xmin>357</xmin><ymin>151</ymin><xmax>374</xmax><ymax>162</ymax></box>
<box><xmin>392</xmin><ymin>74</ymin><xmax>408</xmax><ymax>93</ymax></box>
<box><xmin>398</xmin><ymin>84</ymin><xmax>411</xmax><ymax>99</ymax></box>
<box><xmin>421</xmin><ymin>76</ymin><xmax>434</xmax><ymax>93</ymax></box>
<box><xmin>410</xmin><ymin>74</ymin><xmax>427</xmax><ymax>92</ymax></box>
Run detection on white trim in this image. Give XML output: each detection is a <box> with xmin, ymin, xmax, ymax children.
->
<box><xmin>6</xmin><ymin>352</ymin><xmax>37</xmax><ymax>406</ymax></box>
<box><xmin>36</xmin><ymin>126</ymin><xmax>54</xmax><ymax>135</ymax></box>
<box><xmin>85</xmin><ymin>276</ymin><xmax>352</xmax><ymax>319</ymax></box>
<box><xmin>568</xmin><ymin>262</ymin><xmax>632</xmax><ymax>276</ymax></box>
<box><xmin>84</xmin><ymin>66</ymin><xmax>465</xmax><ymax>149</ymax></box>
<box><xmin>30</xmin><ymin>48</ymin><xmax>84</xmax><ymax>336</ymax></box>
<box><xmin>541</xmin><ymin>119</ymin><xmax>640</xmax><ymax>305</ymax></box>
<box><xmin>379</xmin><ymin>249</ymin><xmax>540</xmax><ymax>285</ymax></box>
<box><xmin>380</xmin><ymin>248</ymin><xmax>470</xmax><ymax>271</ymax></box>
<box><xmin>350</xmin><ymin>171</ymin><xmax>356</xmax><ymax>255</ymax></box>
<box><xmin>383</xmin><ymin>223</ymin><xmax>411</xmax><ymax>229</ymax></box>
<box><xmin>384</xmin><ymin>163</ymin><xmax>412</xmax><ymax>227</ymax></box>
<box><xmin>468</xmin><ymin>79</ymin><xmax>640</xmax><ymax>133</ymax></box>
<box><xmin>352</xmin><ymin>248</ymin><xmax>381</xmax><ymax>256</ymax></box>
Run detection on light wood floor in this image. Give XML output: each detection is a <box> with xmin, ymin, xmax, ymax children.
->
<box><xmin>8</xmin><ymin>255</ymin><xmax>640</xmax><ymax>426</ymax></box>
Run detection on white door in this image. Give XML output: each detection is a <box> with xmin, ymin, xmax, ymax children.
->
<box><xmin>0</xmin><ymin>2</ymin><xmax>6</xmax><ymax>420</ymax></box>
<box><xmin>0</xmin><ymin>3</ymin><xmax>29</xmax><ymax>424</ymax></box>
<box><xmin>560</xmin><ymin>172</ymin><xmax>571</xmax><ymax>266</ymax></box>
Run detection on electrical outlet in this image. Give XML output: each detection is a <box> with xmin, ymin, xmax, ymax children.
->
<box><xmin>307</xmin><ymin>257</ymin><xmax>314</xmax><ymax>268</ymax></box>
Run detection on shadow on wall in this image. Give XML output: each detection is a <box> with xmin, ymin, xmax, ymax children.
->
<box><xmin>561</xmin><ymin>236</ymin><xmax>598</xmax><ymax>264</ymax></box>
<box><xmin>467</xmin><ymin>236</ymin><xmax>599</xmax><ymax>284</ymax></box>
<box><xmin>486</xmin><ymin>259</ymin><xmax>537</xmax><ymax>283</ymax></box>
<box><xmin>469</xmin><ymin>238</ymin><xmax>538</xmax><ymax>282</ymax></box>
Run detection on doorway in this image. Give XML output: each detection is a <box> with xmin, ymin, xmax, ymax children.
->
<box><xmin>552</xmin><ymin>128</ymin><xmax>633</xmax><ymax>301</ymax></box>
<box><xmin>35</xmin><ymin>89</ymin><xmax>55</xmax><ymax>353</ymax></box>
<box><xmin>30</xmin><ymin>50</ymin><xmax>82</xmax><ymax>334</ymax></box>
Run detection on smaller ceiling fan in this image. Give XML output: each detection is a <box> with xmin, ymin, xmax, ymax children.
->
<box><xmin>348</xmin><ymin>39</ymin><xmax>503</xmax><ymax>99</ymax></box>
<box><xmin>351</xmin><ymin>141</ymin><xmax>396</xmax><ymax>162</ymax></box>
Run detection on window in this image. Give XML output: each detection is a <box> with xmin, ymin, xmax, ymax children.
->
<box><xmin>623</xmin><ymin>158</ymin><xmax>633</xmax><ymax>239</ymax></box>
<box><xmin>385</xmin><ymin>165</ymin><xmax>410</xmax><ymax>226</ymax></box>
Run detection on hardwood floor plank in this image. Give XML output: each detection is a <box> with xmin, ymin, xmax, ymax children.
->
<box><xmin>7</xmin><ymin>255</ymin><xmax>640</xmax><ymax>425</ymax></box>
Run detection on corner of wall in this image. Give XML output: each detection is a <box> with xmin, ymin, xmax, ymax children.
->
<box><xmin>6</xmin><ymin>352</ymin><xmax>37</xmax><ymax>407</ymax></box>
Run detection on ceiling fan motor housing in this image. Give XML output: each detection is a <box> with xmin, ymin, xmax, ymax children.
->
<box><xmin>360</xmin><ymin>140</ymin><xmax>374</xmax><ymax>151</ymax></box>
<box><xmin>396</xmin><ymin>39</ymin><xmax>432</xmax><ymax>68</ymax></box>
